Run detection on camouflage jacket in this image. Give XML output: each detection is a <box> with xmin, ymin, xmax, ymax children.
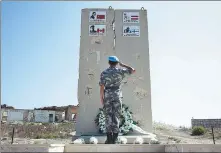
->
<box><xmin>99</xmin><ymin>67</ymin><xmax>132</xmax><ymax>100</ymax></box>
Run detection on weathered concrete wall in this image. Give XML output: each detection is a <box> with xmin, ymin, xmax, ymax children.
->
<box><xmin>1</xmin><ymin>109</ymin><xmax>57</xmax><ymax>123</ymax></box>
<box><xmin>165</xmin><ymin>144</ymin><xmax>221</xmax><ymax>152</ymax></box>
<box><xmin>66</xmin><ymin>105</ymin><xmax>78</xmax><ymax>121</ymax></box>
<box><xmin>34</xmin><ymin>110</ymin><xmax>55</xmax><ymax>123</ymax></box>
<box><xmin>65</xmin><ymin>144</ymin><xmax>165</xmax><ymax>152</ymax></box>
<box><xmin>115</xmin><ymin>9</ymin><xmax>152</xmax><ymax>132</ymax></box>
<box><xmin>1</xmin><ymin>109</ymin><xmax>35</xmax><ymax>122</ymax></box>
<box><xmin>1</xmin><ymin>109</ymin><xmax>8</xmax><ymax>121</ymax></box>
<box><xmin>76</xmin><ymin>8</ymin><xmax>115</xmax><ymax>135</ymax></box>
<box><xmin>23</xmin><ymin>110</ymin><xmax>35</xmax><ymax>122</ymax></box>
<box><xmin>1</xmin><ymin>144</ymin><xmax>65</xmax><ymax>152</ymax></box>
<box><xmin>2</xmin><ymin>144</ymin><xmax>221</xmax><ymax>152</ymax></box>
<box><xmin>192</xmin><ymin>119</ymin><xmax>221</xmax><ymax>128</ymax></box>
<box><xmin>55</xmin><ymin>111</ymin><xmax>65</xmax><ymax>122</ymax></box>
<box><xmin>76</xmin><ymin>8</ymin><xmax>152</xmax><ymax>136</ymax></box>
<box><xmin>7</xmin><ymin>109</ymin><xmax>25</xmax><ymax>121</ymax></box>
<box><xmin>1</xmin><ymin>144</ymin><xmax>50</xmax><ymax>152</ymax></box>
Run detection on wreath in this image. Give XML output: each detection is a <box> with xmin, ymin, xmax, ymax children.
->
<box><xmin>94</xmin><ymin>104</ymin><xmax>138</xmax><ymax>135</ymax></box>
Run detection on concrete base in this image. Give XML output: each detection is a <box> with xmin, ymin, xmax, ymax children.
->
<box><xmin>65</xmin><ymin>144</ymin><xmax>165</xmax><ymax>152</ymax></box>
<box><xmin>72</xmin><ymin>134</ymin><xmax>154</xmax><ymax>144</ymax></box>
<box><xmin>2</xmin><ymin>144</ymin><xmax>221</xmax><ymax>152</ymax></box>
<box><xmin>1</xmin><ymin>144</ymin><xmax>65</xmax><ymax>152</ymax></box>
<box><xmin>65</xmin><ymin>144</ymin><xmax>221</xmax><ymax>152</ymax></box>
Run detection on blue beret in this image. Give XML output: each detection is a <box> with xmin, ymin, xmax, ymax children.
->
<box><xmin>108</xmin><ymin>56</ymin><xmax>119</xmax><ymax>62</ymax></box>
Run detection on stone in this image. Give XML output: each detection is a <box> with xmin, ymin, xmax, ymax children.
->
<box><xmin>89</xmin><ymin>137</ymin><xmax>98</xmax><ymax>144</ymax></box>
<box><xmin>73</xmin><ymin>135</ymin><xmax>154</xmax><ymax>144</ymax></box>
<box><xmin>73</xmin><ymin>138</ymin><xmax>85</xmax><ymax>144</ymax></box>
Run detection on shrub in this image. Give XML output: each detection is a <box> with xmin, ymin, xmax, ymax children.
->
<box><xmin>192</xmin><ymin>126</ymin><xmax>206</xmax><ymax>136</ymax></box>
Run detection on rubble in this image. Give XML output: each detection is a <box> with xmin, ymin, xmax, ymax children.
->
<box><xmin>1</xmin><ymin>104</ymin><xmax>14</xmax><ymax>109</ymax></box>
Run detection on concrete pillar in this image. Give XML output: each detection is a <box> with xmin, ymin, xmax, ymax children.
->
<box><xmin>76</xmin><ymin>8</ymin><xmax>115</xmax><ymax>135</ymax></box>
<box><xmin>76</xmin><ymin>7</ymin><xmax>152</xmax><ymax>136</ymax></box>
<box><xmin>114</xmin><ymin>9</ymin><xmax>152</xmax><ymax>132</ymax></box>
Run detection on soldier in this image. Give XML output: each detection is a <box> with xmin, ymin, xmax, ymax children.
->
<box><xmin>99</xmin><ymin>56</ymin><xmax>135</xmax><ymax>144</ymax></box>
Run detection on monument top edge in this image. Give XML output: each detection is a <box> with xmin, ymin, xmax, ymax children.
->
<box><xmin>81</xmin><ymin>8</ymin><xmax>147</xmax><ymax>11</ymax></box>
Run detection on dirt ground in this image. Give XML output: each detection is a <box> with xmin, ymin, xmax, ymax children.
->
<box><xmin>1</xmin><ymin>121</ymin><xmax>221</xmax><ymax>144</ymax></box>
<box><xmin>153</xmin><ymin>122</ymin><xmax>221</xmax><ymax>144</ymax></box>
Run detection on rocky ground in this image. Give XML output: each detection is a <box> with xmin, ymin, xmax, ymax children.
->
<box><xmin>1</xmin><ymin>121</ymin><xmax>74</xmax><ymax>144</ymax></box>
<box><xmin>1</xmin><ymin>121</ymin><xmax>221</xmax><ymax>144</ymax></box>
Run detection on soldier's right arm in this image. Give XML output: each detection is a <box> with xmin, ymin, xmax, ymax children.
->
<box><xmin>119</xmin><ymin>62</ymin><xmax>135</xmax><ymax>76</ymax></box>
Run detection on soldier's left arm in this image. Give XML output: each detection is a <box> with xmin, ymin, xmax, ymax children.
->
<box><xmin>99</xmin><ymin>72</ymin><xmax>106</xmax><ymax>105</ymax></box>
<box><xmin>100</xmin><ymin>85</ymin><xmax>105</xmax><ymax>105</ymax></box>
<box><xmin>99</xmin><ymin>72</ymin><xmax>106</xmax><ymax>86</ymax></box>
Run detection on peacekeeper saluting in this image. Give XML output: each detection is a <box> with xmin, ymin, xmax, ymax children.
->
<box><xmin>99</xmin><ymin>56</ymin><xmax>136</xmax><ymax>144</ymax></box>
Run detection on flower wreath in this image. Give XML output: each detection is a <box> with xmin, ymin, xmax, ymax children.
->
<box><xmin>94</xmin><ymin>104</ymin><xmax>138</xmax><ymax>135</ymax></box>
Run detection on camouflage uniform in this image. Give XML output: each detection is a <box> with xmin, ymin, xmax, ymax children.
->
<box><xmin>99</xmin><ymin>67</ymin><xmax>132</xmax><ymax>133</ymax></box>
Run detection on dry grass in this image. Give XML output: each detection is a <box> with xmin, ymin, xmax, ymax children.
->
<box><xmin>168</xmin><ymin>136</ymin><xmax>181</xmax><ymax>143</ymax></box>
<box><xmin>1</xmin><ymin>122</ymin><xmax>74</xmax><ymax>139</ymax></box>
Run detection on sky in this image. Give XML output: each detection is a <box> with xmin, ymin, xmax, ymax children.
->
<box><xmin>2</xmin><ymin>1</ymin><xmax>221</xmax><ymax>127</ymax></box>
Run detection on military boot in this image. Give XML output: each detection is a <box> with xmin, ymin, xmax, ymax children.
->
<box><xmin>105</xmin><ymin>133</ymin><xmax>113</xmax><ymax>144</ymax></box>
<box><xmin>112</xmin><ymin>133</ymin><xmax>118</xmax><ymax>144</ymax></box>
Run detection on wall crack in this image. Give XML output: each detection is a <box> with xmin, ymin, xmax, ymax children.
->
<box><xmin>112</xmin><ymin>10</ymin><xmax>116</xmax><ymax>50</ymax></box>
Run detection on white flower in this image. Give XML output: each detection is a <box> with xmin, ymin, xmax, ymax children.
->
<box><xmin>134</xmin><ymin>137</ymin><xmax>144</xmax><ymax>144</ymax></box>
<box><xmin>119</xmin><ymin>137</ymin><xmax>127</xmax><ymax>144</ymax></box>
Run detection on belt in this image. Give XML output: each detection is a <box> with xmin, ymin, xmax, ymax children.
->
<box><xmin>105</xmin><ymin>86</ymin><xmax>120</xmax><ymax>90</ymax></box>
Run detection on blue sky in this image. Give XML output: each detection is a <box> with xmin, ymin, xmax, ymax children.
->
<box><xmin>2</xmin><ymin>1</ymin><xmax>221</xmax><ymax>126</ymax></box>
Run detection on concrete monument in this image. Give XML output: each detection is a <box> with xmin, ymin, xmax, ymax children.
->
<box><xmin>75</xmin><ymin>7</ymin><xmax>152</xmax><ymax>138</ymax></box>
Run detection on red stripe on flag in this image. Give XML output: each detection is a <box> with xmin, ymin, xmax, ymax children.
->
<box><xmin>97</xmin><ymin>28</ymin><xmax>105</xmax><ymax>33</ymax></box>
<box><xmin>97</xmin><ymin>15</ymin><xmax>105</xmax><ymax>19</ymax></box>
<box><xmin>131</xmin><ymin>16</ymin><xmax>138</xmax><ymax>18</ymax></box>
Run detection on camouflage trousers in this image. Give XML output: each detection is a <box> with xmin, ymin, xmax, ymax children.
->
<box><xmin>103</xmin><ymin>97</ymin><xmax>122</xmax><ymax>133</ymax></box>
